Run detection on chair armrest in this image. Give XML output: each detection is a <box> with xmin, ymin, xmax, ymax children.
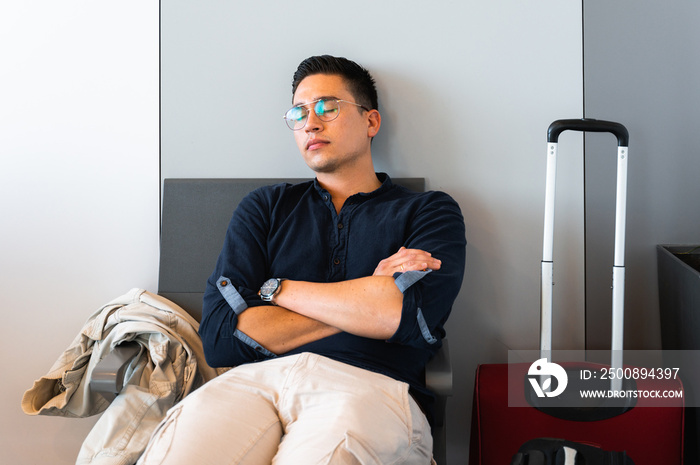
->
<box><xmin>89</xmin><ymin>341</ymin><xmax>141</xmax><ymax>401</ymax></box>
<box><xmin>89</xmin><ymin>338</ymin><xmax>451</xmax><ymax>402</ymax></box>
<box><xmin>425</xmin><ymin>338</ymin><xmax>453</xmax><ymax>397</ymax></box>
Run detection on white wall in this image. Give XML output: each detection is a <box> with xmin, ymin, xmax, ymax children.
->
<box><xmin>161</xmin><ymin>2</ymin><xmax>583</xmax><ymax>462</ymax></box>
<box><xmin>0</xmin><ymin>3</ymin><xmax>159</xmax><ymax>464</ymax></box>
<box><xmin>0</xmin><ymin>2</ymin><xmax>583</xmax><ymax>463</ymax></box>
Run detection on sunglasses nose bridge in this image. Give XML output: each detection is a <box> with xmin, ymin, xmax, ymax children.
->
<box><xmin>303</xmin><ymin>108</ymin><xmax>324</xmax><ymax>131</ymax></box>
<box><xmin>302</xmin><ymin>102</ymin><xmax>328</xmax><ymax>130</ymax></box>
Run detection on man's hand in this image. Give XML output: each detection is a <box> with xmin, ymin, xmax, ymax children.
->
<box><xmin>372</xmin><ymin>247</ymin><xmax>441</xmax><ymax>277</ymax></box>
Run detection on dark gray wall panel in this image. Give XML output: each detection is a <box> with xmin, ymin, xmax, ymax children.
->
<box><xmin>584</xmin><ymin>0</ymin><xmax>700</xmax><ymax>350</ymax></box>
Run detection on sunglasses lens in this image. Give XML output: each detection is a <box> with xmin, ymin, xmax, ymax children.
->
<box><xmin>314</xmin><ymin>99</ymin><xmax>339</xmax><ymax>121</ymax></box>
<box><xmin>285</xmin><ymin>106</ymin><xmax>307</xmax><ymax>130</ymax></box>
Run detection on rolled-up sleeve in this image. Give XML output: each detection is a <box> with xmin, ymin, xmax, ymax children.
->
<box><xmin>387</xmin><ymin>191</ymin><xmax>466</xmax><ymax>350</ymax></box>
<box><xmin>199</xmin><ymin>189</ymin><xmax>275</xmax><ymax>367</ymax></box>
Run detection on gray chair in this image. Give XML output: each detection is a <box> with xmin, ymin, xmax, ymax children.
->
<box><xmin>91</xmin><ymin>178</ymin><xmax>452</xmax><ymax>463</ymax></box>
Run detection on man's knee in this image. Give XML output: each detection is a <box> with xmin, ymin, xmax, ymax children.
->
<box><xmin>138</xmin><ymin>378</ymin><xmax>283</xmax><ymax>465</ymax></box>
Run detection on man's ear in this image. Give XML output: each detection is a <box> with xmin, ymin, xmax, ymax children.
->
<box><xmin>367</xmin><ymin>109</ymin><xmax>381</xmax><ymax>138</ymax></box>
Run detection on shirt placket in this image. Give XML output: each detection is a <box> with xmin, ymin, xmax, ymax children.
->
<box><xmin>329</xmin><ymin>206</ymin><xmax>351</xmax><ymax>282</ymax></box>
<box><xmin>320</xmin><ymin>192</ymin><xmax>361</xmax><ymax>282</ymax></box>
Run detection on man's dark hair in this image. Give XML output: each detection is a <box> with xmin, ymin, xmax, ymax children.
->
<box><xmin>292</xmin><ymin>55</ymin><xmax>378</xmax><ymax>110</ymax></box>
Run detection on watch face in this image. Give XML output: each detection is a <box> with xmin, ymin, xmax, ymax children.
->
<box><xmin>261</xmin><ymin>278</ymin><xmax>279</xmax><ymax>297</ymax></box>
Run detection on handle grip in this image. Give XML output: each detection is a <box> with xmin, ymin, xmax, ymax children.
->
<box><xmin>547</xmin><ymin>118</ymin><xmax>629</xmax><ymax>147</ymax></box>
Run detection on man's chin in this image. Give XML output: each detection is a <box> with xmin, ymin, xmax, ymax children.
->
<box><xmin>305</xmin><ymin>157</ymin><xmax>338</xmax><ymax>174</ymax></box>
<box><xmin>309</xmin><ymin>165</ymin><xmax>336</xmax><ymax>174</ymax></box>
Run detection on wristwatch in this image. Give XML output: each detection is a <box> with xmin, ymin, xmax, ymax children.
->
<box><xmin>258</xmin><ymin>278</ymin><xmax>286</xmax><ymax>303</ymax></box>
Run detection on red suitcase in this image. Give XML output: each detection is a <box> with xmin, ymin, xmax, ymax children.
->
<box><xmin>469</xmin><ymin>120</ymin><xmax>685</xmax><ymax>465</ymax></box>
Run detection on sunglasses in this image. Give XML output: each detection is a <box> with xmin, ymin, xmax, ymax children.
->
<box><xmin>283</xmin><ymin>98</ymin><xmax>370</xmax><ymax>131</ymax></box>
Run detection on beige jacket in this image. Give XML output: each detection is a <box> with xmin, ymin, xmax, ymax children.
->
<box><xmin>22</xmin><ymin>288</ymin><xmax>220</xmax><ymax>465</ymax></box>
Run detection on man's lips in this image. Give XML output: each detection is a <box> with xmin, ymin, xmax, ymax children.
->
<box><xmin>306</xmin><ymin>138</ymin><xmax>329</xmax><ymax>151</ymax></box>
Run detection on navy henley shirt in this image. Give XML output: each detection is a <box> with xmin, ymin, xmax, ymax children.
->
<box><xmin>199</xmin><ymin>173</ymin><xmax>466</xmax><ymax>422</ymax></box>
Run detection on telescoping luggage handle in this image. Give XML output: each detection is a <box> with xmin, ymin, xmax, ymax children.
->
<box><xmin>540</xmin><ymin>119</ymin><xmax>629</xmax><ymax>389</ymax></box>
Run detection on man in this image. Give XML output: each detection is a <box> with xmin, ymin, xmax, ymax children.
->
<box><xmin>138</xmin><ymin>55</ymin><xmax>466</xmax><ymax>465</ymax></box>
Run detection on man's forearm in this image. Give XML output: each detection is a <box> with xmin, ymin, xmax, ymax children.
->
<box><xmin>236</xmin><ymin>305</ymin><xmax>341</xmax><ymax>355</ymax></box>
<box><xmin>273</xmin><ymin>276</ymin><xmax>404</xmax><ymax>340</ymax></box>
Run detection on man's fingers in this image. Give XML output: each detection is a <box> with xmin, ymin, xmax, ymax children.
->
<box><xmin>401</xmin><ymin>259</ymin><xmax>441</xmax><ymax>271</ymax></box>
<box><xmin>373</xmin><ymin>247</ymin><xmax>441</xmax><ymax>276</ymax></box>
<box><xmin>391</xmin><ymin>251</ymin><xmax>441</xmax><ymax>272</ymax></box>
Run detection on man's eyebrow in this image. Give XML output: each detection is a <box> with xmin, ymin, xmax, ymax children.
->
<box><xmin>292</xmin><ymin>95</ymin><xmax>340</xmax><ymax>107</ymax></box>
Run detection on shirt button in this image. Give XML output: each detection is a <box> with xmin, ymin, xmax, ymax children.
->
<box><xmin>333</xmin><ymin>258</ymin><xmax>340</xmax><ymax>265</ymax></box>
<box><xmin>337</xmin><ymin>223</ymin><xmax>344</xmax><ymax>229</ymax></box>
<box><xmin>220</xmin><ymin>280</ymin><xmax>228</xmax><ymax>286</ymax></box>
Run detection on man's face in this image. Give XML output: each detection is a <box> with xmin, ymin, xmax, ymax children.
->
<box><xmin>292</xmin><ymin>74</ymin><xmax>378</xmax><ymax>175</ymax></box>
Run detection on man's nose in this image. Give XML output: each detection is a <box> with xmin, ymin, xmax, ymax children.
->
<box><xmin>305</xmin><ymin>110</ymin><xmax>323</xmax><ymax>132</ymax></box>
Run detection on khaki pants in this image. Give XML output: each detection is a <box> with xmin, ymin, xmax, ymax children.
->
<box><xmin>137</xmin><ymin>353</ymin><xmax>434</xmax><ymax>465</ymax></box>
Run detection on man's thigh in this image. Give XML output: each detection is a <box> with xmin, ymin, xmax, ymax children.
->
<box><xmin>137</xmin><ymin>363</ymin><xmax>284</xmax><ymax>465</ymax></box>
<box><xmin>273</xmin><ymin>354</ymin><xmax>433</xmax><ymax>465</ymax></box>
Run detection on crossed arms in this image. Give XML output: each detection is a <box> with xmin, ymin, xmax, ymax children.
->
<box><xmin>238</xmin><ymin>247</ymin><xmax>442</xmax><ymax>354</ymax></box>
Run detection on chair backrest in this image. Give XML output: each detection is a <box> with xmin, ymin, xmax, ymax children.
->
<box><xmin>158</xmin><ymin>178</ymin><xmax>425</xmax><ymax>321</ymax></box>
